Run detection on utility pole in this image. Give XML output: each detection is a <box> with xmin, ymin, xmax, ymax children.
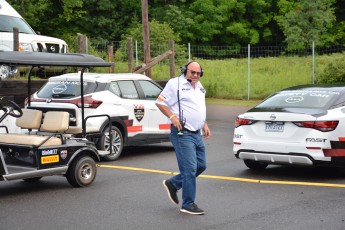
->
<box><xmin>142</xmin><ymin>0</ymin><xmax>151</xmax><ymax>77</ymax></box>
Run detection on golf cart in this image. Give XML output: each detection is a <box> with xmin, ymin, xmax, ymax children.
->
<box><xmin>0</xmin><ymin>51</ymin><xmax>113</xmax><ymax>187</ymax></box>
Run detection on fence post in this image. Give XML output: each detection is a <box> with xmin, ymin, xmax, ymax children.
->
<box><xmin>77</xmin><ymin>33</ymin><xmax>87</xmax><ymax>54</ymax></box>
<box><xmin>312</xmin><ymin>41</ymin><xmax>315</xmax><ymax>84</ymax></box>
<box><xmin>169</xmin><ymin>40</ymin><xmax>175</xmax><ymax>78</ymax></box>
<box><xmin>248</xmin><ymin>44</ymin><xmax>251</xmax><ymax>100</ymax></box>
<box><xmin>108</xmin><ymin>45</ymin><xmax>114</xmax><ymax>73</ymax></box>
<box><xmin>135</xmin><ymin>40</ymin><xmax>138</xmax><ymax>67</ymax></box>
<box><xmin>13</xmin><ymin>27</ymin><xmax>20</xmax><ymax>77</ymax></box>
<box><xmin>188</xmin><ymin>43</ymin><xmax>191</xmax><ymax>62</ymax></box>
<box><xmin>13</xmin><ymin>27</ymin><xmax>19</xmax><ymax>51</ymax></box>
<box><xmin>142</xmin><ymin>0</ymin><xmax>151</xmax><ymax>77</ymax></box>
<box><xmin>127</xmin><ymin>38</ymin><xmax>133</xmax><ymax>73</ymax></box>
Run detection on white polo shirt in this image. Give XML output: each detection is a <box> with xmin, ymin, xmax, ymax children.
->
<box><xmin>156</xmin><ymin>75</ymin><xmax>206</xmax><ymax>131</ymax></box>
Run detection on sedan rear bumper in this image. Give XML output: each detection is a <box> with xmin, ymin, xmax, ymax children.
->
<box><xmin>237</xmin><ymin>151</ymin><xmax>314</xmax><ymax>166</ymax></box>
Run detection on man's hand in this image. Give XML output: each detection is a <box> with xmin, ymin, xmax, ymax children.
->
<box><xmin>203</xmin><ymin>122</ymin><xmax>211</xmax><ymax>138</ymax></box>
<box><xmin>170</xmin><ymin>115</ymin><xmax>182</xmax><ymax>131</ymax></box>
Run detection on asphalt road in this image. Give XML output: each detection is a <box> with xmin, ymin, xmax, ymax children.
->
<box><xmin>1</xmin><ymin>105</ymin><xmax>345</xmax><ymax>230</ymax></box>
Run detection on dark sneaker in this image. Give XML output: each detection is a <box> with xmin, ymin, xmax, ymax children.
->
<box><xmin>163</xmin><ymin>180</ymin><xmax>179</xmax><ymax>204</ymax></box>
<box><xmin>180</xmin><ymin>203</ymin><xmax>205</xmax><ymax>215</ymax></box>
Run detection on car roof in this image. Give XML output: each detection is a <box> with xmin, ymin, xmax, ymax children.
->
<box><xmin>280</xmin><ymin>84</ymin><xmax>345</xmax><ymax>92</ymax></box>
<box><xmin>48</xmin><ymin>72</ymin><xmax>152</xmax><ymax>82</ymax></box>
<box><xmin>0</xmin><ymin>0</ymin><xmax>22</xmax><ymax>18</ymax></box>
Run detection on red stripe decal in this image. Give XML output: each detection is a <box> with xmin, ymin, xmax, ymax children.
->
<box><xmin>323</xmin><ymin>149</ymin><xmax>345</xmax><ymax>157</ymax></box>
<box><xmin>159</xmin><ymin>124</ymin><xmax>171</xmax><ymax>130</ymax></box>
<box><xmin>338</xmin><ymin>137</ymin><xmax>345</xmax><ymax>141</ymax></box>
<box><xmin>306</xmin><ymin>147</ymin><xmax>321</xmax><ymax>150</ymax></box>
<box><xmin>127</xmin><ymin>126</ymin><xmax>142</xmax><ymax>132</ymax></box>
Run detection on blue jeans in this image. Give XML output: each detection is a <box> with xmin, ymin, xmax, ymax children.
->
<box><xmin>169</xmin><ymin>126</ymin><xmax>207</xmax><ymax>208</ymax></box>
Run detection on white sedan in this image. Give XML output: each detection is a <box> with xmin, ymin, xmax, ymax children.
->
<box><xmin>233</xmin><ymin>85</ymin><xmax>345</xmax><ymax>170</ymax></box>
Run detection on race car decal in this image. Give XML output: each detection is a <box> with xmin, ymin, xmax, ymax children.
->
<box><xmin>41</xmin><ymin>155</ymin><xmax>59</xmax><ymax>164</ymax></box>
<box><xmin>127</xmin><ymin>126</ymin><xmax>143</xmax><ymax>132</ymax></box>
<box><xmin>323</xmin><ymin>149</ymin><xmax>345</xmax><ymax>157</ymax></box>
<box><xmin>42</xmin><ymin>149</ymin><xmax>58</xmax><ymax>156</ymax></box>
<box><xmin>134</xmin><ymin>104</ymin><xmax>145</xmax><ymax>122</ymax></box>
<box><xmin>234</xmin><ymin>134</ymin><xmax>243</xmax><ymax>139</ymax></box>
<box><xmin>159</xmin><ymin>124</ymin><xmax>170</xmax><ymax>130</ymax></box>
<box><xmin>323</xmin><ymin>140</ymin><xmax>345</xmax><ymax>156</ymax></box>
<box><xmin>121</xmin><ymin>115</ymin><xmax>169</xmax><ymax>133</ymax></box>
<box><xmin>122</xmin><ymin>118</ymin><xmax>143</xmax><ymax>133</ymax></box>
<box><xmin>60</xmin><ymin>150</ymin><xmax>68</xmax><ymax>160</ymax></box>
<box><xmin>306</xmin><ymin>138</ymin><xmax>327</xmax><ymax>143</ymax></box>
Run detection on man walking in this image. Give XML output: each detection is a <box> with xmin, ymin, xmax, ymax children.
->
<box><xmin>156</xmin><ymin>61</ymin><xmax>211</xmax><ymax>215</ymax></box>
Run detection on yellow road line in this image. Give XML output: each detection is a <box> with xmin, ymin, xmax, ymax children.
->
<box><xmin>97</xmin><ymin>164</ymin><xmax>345</xmax><ymax>188</ymax></box>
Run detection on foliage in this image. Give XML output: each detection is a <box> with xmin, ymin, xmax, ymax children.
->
<box><xmin>7</xmin><ymin>0</ymin><xmax>84</xmax><ymax>38</ymax></box>
<box><xmin>316</xmin><ymin>53</ymin><xmax>345</xmax><ymax>84</ymax></box>
<box><xmin>277</xmin><ymin>0</ymin><xmax>336</xmax><ymax>50</ymax></box>
<box><xmin>120</xmin><ymin>20</ymin><xmax>186</xmax><ymax>62</ymax></box>
<box><xmin>5</xmin><ymin>0</ymin><xmax>345</xmax><ymax>57</ymax></box>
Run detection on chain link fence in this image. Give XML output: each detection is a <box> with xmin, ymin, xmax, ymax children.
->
<box><xmin>88</xmin><ymin>39</ymin><xmax>345</xmax><ymax>100</ymax></box>
<box><xmin>89</xmin><ymin>39</ymin><xmax>345</xmax><ymax>61</ymax></box>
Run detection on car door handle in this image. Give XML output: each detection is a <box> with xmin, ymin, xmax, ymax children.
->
<box><xmin>150</xmin><ymin>107</ymin><xmax>158</xmax><ymax>111</ymax></box>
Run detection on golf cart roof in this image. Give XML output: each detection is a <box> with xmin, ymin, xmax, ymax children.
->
<box><xmin>0</xmin><ymin>51</ymin><xmax>113</xmax><ymax>67</ymax></box>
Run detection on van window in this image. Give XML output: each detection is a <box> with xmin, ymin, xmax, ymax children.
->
<box><xmin>0</xmin><ymin>15</ymin><xmax>35</xmax><ymax>34</ymax></box>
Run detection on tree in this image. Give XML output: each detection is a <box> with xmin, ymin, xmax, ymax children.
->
<box><xmin>120</xmin><ymin>20</ymin><xmax>185</xmax><ymax>61</ymax></box>
<box><xmin>151</xmin><ymin>0</ymin><xmax>277</xmax><ymax>47</ymax></box>
<box><xmin>277</xmin><ymin>0</ymin><xmax>336</xmax><ymax>50</ymax></box>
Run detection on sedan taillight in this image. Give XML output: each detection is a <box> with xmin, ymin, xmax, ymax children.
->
<box><xmin>235</xmin><ymin>117</ymin><xmax>256</xmax><ymax>128</ymax></box>
<box><xmin>293</xmin><ymin>121</ymin><xmax>339</xmax><ymax>132</ymax></box>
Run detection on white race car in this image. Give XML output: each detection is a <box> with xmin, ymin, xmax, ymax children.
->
<box><xmin>233</xmin><ymin>85</ymin><xmax>345</xmax><ymax>170</ymax></box>
<box><xmin>27</xmin><ymin>73</ymin><xmax>170</xmax><ymax>161</ymax></box>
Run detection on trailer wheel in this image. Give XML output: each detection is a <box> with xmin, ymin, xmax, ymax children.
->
<box><xmin>66</xmin><ymin>156</ymin><xmax>97</xmax><ymax>187</ymax></box>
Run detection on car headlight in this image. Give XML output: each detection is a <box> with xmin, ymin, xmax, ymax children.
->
<box><xmin>19</xmin><ymin>43</ymin><xmax>34</xmax><ymax>52</ymax></box>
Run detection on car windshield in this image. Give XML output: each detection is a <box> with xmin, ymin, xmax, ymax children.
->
<box><xmin>0</xmin><ymin>15</ymin><xmax>35</xmax><ymax>34</ymax></box>
<box><xmin>257</xmin><ymin>90</ymin><xmax>340</xmax><ymax>109</ymax></box>
<box><xmin>37</xmin><ymin>81</ymin><xmax>97</xmax><ymax>98</ymax></box>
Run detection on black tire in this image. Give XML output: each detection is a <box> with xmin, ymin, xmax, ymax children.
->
<box><xmin>23</xmin><ymin>177</ymin><xmax>42</xmax><ymax>182</ymax></box>
<box><xmin>98</xmin><ymin>126</ymin><xmax>124</xmax><ymax>161</ymax></box>
<box><xmin>66</xmin><ymin>156</ymin><xmax>97</xmax><ymax>187</ymax></box>
<box><xmin>244</xmin><ymin>159</ymin><xmax>268</xmax><ymax>170</ymax></box>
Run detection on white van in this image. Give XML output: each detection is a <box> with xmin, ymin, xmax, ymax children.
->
<box><xmin>0</xmin><ymin>0</ymin><xmax>68</xmax><ymax>78</ymax></box>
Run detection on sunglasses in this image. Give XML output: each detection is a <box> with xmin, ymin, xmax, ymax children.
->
<box><xmin>187</xmin><ymin>69</ymin><xmax>201</xmax><ymax>76</ymax></box>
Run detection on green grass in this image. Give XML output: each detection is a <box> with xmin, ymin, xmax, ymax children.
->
<box><xmin>19</xmin><ymin>52</ymin><xmax>343</xmax><ymax>107</ymax></box>
<box><xmin>110</xmin><ymin>53</ymin><xmax>344</xmax><ymax>102</ymax></box>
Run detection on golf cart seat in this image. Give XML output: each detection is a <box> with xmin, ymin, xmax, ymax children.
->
<box><xmin>16</xmin><ymin>108</ymin><xmax>43</xmax><ymax>131</ymax></box>
<box><xmin>0</xmin><ymin>110</ymin><xmax>69</xmax><ymax>147</ymax></box>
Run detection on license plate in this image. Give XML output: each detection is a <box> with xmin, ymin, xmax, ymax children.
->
<box><xmin>265</xmin><ymin>122</ymin><xmax>284</xmax><ymax>132</ymax></box>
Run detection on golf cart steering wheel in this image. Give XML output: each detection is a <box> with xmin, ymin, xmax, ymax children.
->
<box><xmin>0</xmin><ymin>97</ymin><xmax>23</xmax><ymax>118</ymax></box>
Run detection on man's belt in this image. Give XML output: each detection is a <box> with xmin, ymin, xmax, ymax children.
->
<box><xmin>171</xmin><ymin>125</ymin><xmax>200</xmax><ymax>134</ymax></box>
<box><xmin>184</xmin><ymin>128</ymin><xmax>200</xmax><ymax>134</ymax></box>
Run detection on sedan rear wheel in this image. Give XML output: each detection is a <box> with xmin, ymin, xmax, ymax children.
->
<box><xmin>244</xmin><ymin>159</ymin><xmax>268</xmax><ymax>170</ymax></box>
